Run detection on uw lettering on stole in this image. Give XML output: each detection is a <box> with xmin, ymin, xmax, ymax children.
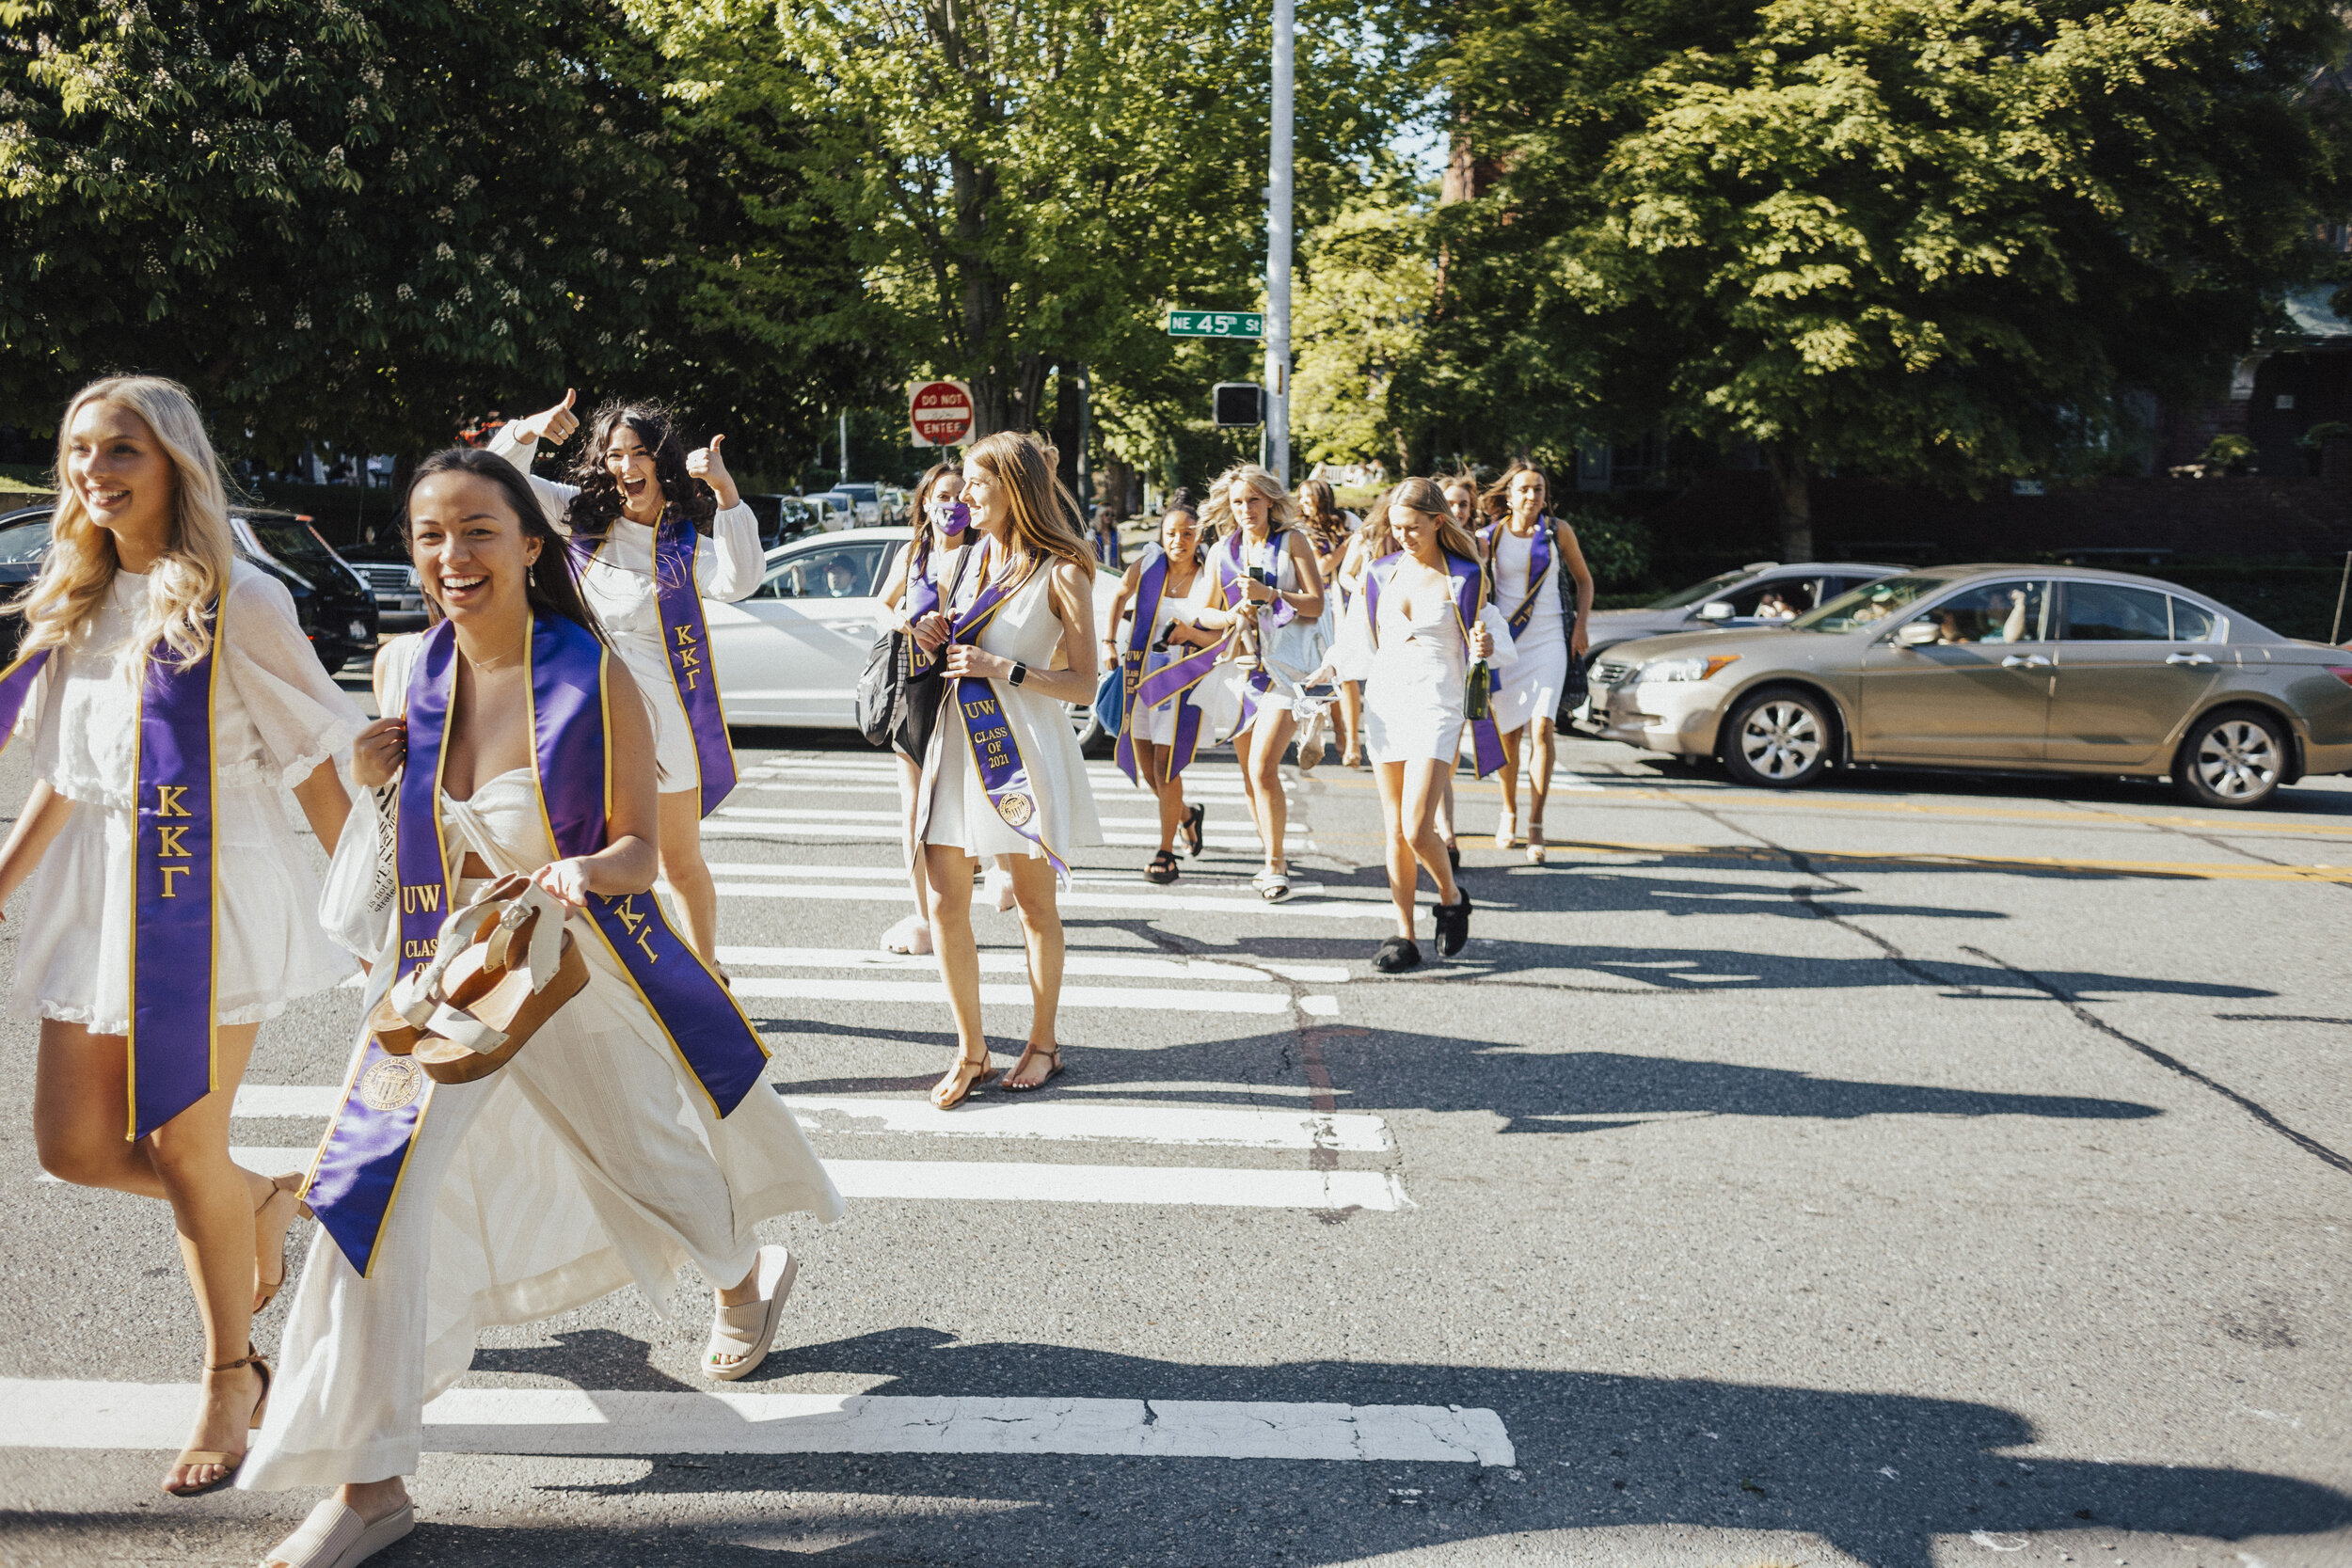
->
<box><xmin>652</xmin><ymin>515</ymin><xmax>738</xmax><ymax>817</ymax></box>
<box><xmin>955</xmin><ymin>684</ymin><xmax>1070</xmax><ymax>886</ymax></box>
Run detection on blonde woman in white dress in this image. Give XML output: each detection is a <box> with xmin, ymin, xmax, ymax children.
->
<box><xmin>487</xmin><ymin>390</ymin><xmax>759</xmax><ymax>963</ymax></box>
<box><xmin>1200</xmin><ymin>465</ymin><xmax>1326</xmax><ymax>902</ymax></box>
<box><xmin>1480</xmin><ymin>461</ymin><xmax>1594</xmax><ymax>863</ymax></box>
<box><xmin>1317</xmin><ymin>477</ymin><xmax>1517</xmax><ymax>973</ymax></box>
<box><xmin>0</xmin><ymin>377</ymin><xmax>363</xmax><ymax>1497</ymax></box>
<box><xmin>908</xmin><ymin>432</ymin><xmax>1103</xmax><ymax>1104</ymax></box>
<box><xmin>241</xmin><ymin>448</ymin><xmax>839</xmax><ymax>1568</ymax></box>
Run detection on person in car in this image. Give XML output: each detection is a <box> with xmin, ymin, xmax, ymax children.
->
<box><xmin>823</xmin><ymin>559</ymin><xmax>859</xmax><ymax>597</ymax></box>
<box><xmin>1756</xmin><ymin>589</ymin><xmax>1799</xmax><ymax>620</ymax></box>
<box><xmin>486</xmin><ymin>390</ymin><xmax>760</xmax><ymax>967</ymax></box>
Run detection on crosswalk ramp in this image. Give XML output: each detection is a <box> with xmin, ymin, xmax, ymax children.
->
<box><xmin>0</xmin><ymin>1379</ymin><xmax>1515</xmax><ymax>1465</ymax></box>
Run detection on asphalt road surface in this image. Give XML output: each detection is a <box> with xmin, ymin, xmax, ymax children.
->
<box><xmin>0</xmin><ymin>698</ymin><xmax>2346</xmax><ymax>1567</ymax></box>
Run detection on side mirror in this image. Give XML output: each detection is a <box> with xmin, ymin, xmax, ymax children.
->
<box><xmin>1696</xmin><ymin>600</ymin><xmax>1735</xmax><ymax>622</ymax></box>
<box><xmin>1895</xmin><ymin>620</ymin><xmax>1941</xmax><ymax>646</ymax></box>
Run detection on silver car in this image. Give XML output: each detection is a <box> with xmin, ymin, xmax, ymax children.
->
<box><xmin>1583</xmin><ymin>560</ymin><xmax>1904</xmax><ymax>658</ymax></box>
<box><xmin>1585</xmin><ymin>565</ymin><xmax>2352</xmax><ymax>807</ymax></box>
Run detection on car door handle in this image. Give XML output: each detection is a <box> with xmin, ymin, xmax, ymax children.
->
<box><xmin>2165</xmin><ymin>651</ymin><xmax>2214</xmax><ymax>666</ymax></box>
<box><xmin>1999</xmin><ymin>654</ymin><xmax>2051</xmax><ymax>669</ymax></box>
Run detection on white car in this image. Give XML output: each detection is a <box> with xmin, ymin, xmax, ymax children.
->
<box><xmin>707</xmin><ymin>527</ymin><xmax>1122</xmax><ymax>747</ymax></box>
<box><xmin>803</xmin><ymin>492</ymin><xmax>857</xmax><ymax>532</ymax></box>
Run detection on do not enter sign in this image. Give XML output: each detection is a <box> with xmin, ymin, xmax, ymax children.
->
<box><xmin>908</xmin><ymin>380</ymin><xmax>975</xmax><ymax>448</ymax></box>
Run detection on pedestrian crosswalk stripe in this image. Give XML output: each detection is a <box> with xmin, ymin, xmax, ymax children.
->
<box><xmin>727</xmin><ymin>975</ymin><xmax>1336</xmax><ymax>1017</ymax></box>
<box><xmin>708</xmin><ymin>822</ymin><xmax>1307</xmax><ymax>851</ymax></box>
<box><xmin>0</xmin><ymin>1380</ymin><xmax>1511</xmax><ymax>1466</ymax></box>
<box><xmin>711</xmin><ymin>879</ymin><xmax>1398</xmax><ymax>919</ymax></box>
<box><xmin>715</xmin><ymin>943</ymin><xmax>1350</xmax><ymax>985</ymax></box>
<box><xmin>57</xmin><ymin>1154</ymin><xmax>1408</xmax><ymax>1212</ymax></box>
<box><xmin>225</xmin><ymin>1087</ymin><xmax>1391</xmax><ymax>1152</ymax></box>
<box><xmin>716</xmin><ymin>805</ymin><xmax>1308</xmax><ymax>847</ymax></box>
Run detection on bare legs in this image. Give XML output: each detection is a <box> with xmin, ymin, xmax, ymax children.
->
<box><xmin>36</xmin><ymin>1019</ymin><xmax>276</xmax><ymax>1494</ymax></box>
<box><xmin>889</xmin><ymin>750</ymin><xmax>934</xmax><ymax>948</ymax></box>
<box><xmin>1374</xmin><ymin>758</ymin><xmax>1461</xmax><ymax>942</ymax></box>
<box><xmin>1133</xmin><ymin>737</ymin><xmax>1186</xmax><ymax>853</ymax></box>
<box><xmin>924</xmin><ymin>845</ymin><xmax>1067</xmax><ymax>1089</ymax></box>
<box><xmin>1339</xmin><ymin>680</ymin><xmax>1363</xmax><ymax>765</ymax></box>
<box><xmin>1234</xmin><ymin>709</ymin><xmax>1296</xmax><ymax>877</ymax></box>
<box><xmin>1524</xmin><ymin>717</ymin><xmax>1556</xmax><ymax>850</ymax></box>
<box><xmin>657</xmin><ymin>787</ymin><xmax>720</xmax><ymax>964</ymax></box>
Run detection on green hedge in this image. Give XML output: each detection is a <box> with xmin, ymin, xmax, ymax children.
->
<box><xmin>2157</xmin><ymin>565</ymin><xmax>2351</xmax><ymax>644</ymax></box>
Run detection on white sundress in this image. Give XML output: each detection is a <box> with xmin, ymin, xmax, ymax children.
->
<box><xmin>1487</xmin><ymin>526</ymin><xmax>1570</xmax><ymax>735</ymax></box>
<box><xmin>9</xmin><ymin>562</ymin><xmax>363</xmax><ymax>1034</ymax></box>
<box><xmin>915</xmin><ymin>562</ymin><xmax>1104</xmax><ymax>865</ymax></box>
<box><xmin>1133</xmin><ymin>555</ymin><xmax>1216</xmax><ymax>749</ymax></box>
<box><xmin>486</xmin><ymin>427</ymin><xmax>763</xmax><ymax>792</ymax></box>
<box><xmin>1327</xmin><ymin>558</ymin><xmax>1518</xmax><ymax>766</ymax></box>
<box><xmin>242</xmin><ymin>633</ymin><xmax>841</xmax><ymax>1492</ymax></box>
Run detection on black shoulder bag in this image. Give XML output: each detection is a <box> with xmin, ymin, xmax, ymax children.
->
<box><xmin>1554</xmin><ymin>519</ymin><xmax>1590</xmax><ymax>723</ymax></box>
<box><xmin>879</xmin><ymin>542</ymin><xmax>982</xmax><ymax>760</ymax></box>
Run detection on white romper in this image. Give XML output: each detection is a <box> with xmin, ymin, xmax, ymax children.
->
<box><xmin>8</xmin><ymin>562</ymin><xmax>362</xmax><ymax>1033</ymax></box>
<box><xmin>485</xmin><ymin>427</ymin><xmax>763</xmax><ymax>792</ymax></box>
<box><xmin>242</xmin><ymin>633</ymin><xmax>841</xmax><ymax>1491</ymax></box>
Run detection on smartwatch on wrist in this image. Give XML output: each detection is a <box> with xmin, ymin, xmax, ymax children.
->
<box><xmin>1009</xmin><ymin>662</ymin><xmax>1029</xmax><ymax>687</ymax></box>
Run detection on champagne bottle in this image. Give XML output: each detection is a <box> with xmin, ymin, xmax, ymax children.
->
<box><xmin>1465</xmin><ymin>658</ymin><xmax>1492</xmax><ymax>721</ymax></box>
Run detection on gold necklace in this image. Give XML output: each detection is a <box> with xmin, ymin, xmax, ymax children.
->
<box><xmin>462</xmin><ymin>636</ymin><xmax>529</xmax><ymax>673</ymax></box>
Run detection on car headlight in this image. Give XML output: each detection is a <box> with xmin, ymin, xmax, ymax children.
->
<box><xmin>1639</xmin><ymin>654</ymin><xmax>1740</xmax><ymax>683</ymax></box>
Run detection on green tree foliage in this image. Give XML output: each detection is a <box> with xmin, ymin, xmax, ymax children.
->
<box><xmin>1425</xmin><ymin>0</ymin><xmax>2350</xmax><ymax>552</ymax></box>
<box><xmin>0</xmin><ymin>0</ymin><xmax>866</xmax><ymax>467</ymax></box>
<box><xmin>1290</xmin><ymin>164</ymin><xmax>1432</xmax><ymax>476</ymax></box>
<box><xmin>628</xmin><ymin>0</ymin><xmax>1407</xmax><ymax>443</ymax></box>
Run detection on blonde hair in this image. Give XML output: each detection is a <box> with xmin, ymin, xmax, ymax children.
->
<box><xmin>965</xmin><ymin>431</ymin><xmax>1096</xmax><ymax>581</ymax></box>
<box><xmin>1390</xmin><ymin>477</ymin><xmax>1483</xmax><ymax>563</ymax></box>
<box><xmin>1201</xmin><ymin>463</ymin><xmax>1302</xmax><ymax>541</ymax></box>
<box><xmin>17</xmin><ymin>376</ymin><xmax>237</xmax><ymax>673</ymax></box>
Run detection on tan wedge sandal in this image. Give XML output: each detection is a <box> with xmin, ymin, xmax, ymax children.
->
<box><xmin>162</xmin><ymin>1350</ymin><xmax>270</xmax><ymax>1497</ymax></box>
<box><xmin>410</xmin><ymin>880</ymin><xmax>589</xmax><ymax>1085</ymax></box>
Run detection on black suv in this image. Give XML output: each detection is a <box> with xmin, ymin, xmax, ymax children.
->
<box><xmin>0</xmin><ymin>503</ymin><xmax>378</xmax><ymax>673</ymax></box>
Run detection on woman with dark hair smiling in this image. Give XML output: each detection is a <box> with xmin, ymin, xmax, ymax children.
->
<box><xmin>241</xmin><ymin>447</ymin><xmax>838</xmax><ymax>1568</ymax></box>
<box><xmin>488</xmin><ymin>390</ymin><xmax>760</xmax><ymax>964</ymax></box>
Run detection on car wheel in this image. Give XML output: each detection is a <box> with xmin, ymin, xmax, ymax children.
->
<box><xmin>2173</xmin><ymin>706</ymin><xmax>2287</xmax><ymax>809</ymax></box>
<box><xmin>1720</xmin><ymin>686</ymin><xmax>1834</xmax><ymax>789</ymax></box>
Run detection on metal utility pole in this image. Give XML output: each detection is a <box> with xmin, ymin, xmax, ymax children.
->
<box><xmin>1266</xmin><ymin>0</ymin><xmax>1293</xmax><ymax>483</ymax></box>
<box><xmin>838</xmin><ymin>410</ymin><xmax>850</xmax><ymax>483</ymax></box>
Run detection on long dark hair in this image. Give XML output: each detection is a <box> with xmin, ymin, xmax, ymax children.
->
<box><xmin>908</xmin><ymin>460</ymin><xmax>962</xmax><ymax>570</ymax></box>
<box><xmin>1296</xmin><ymin>478</ymin><xmax>1347</xmax><ymax>554</ymax></box>
<box><xmin>564</xmin><ymin>400</ymin><xmax>718</xmax><ymax>540</ymax></box>
<box><xmin>405</xmin><ymin>446</ymin><xmax>606</xmax><ymax>641</ymax></box>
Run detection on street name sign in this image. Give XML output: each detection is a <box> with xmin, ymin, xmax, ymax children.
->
<box><xmin>1168</xmin><ymin>310</ymin><xmax>1263</xmax><ymax>341</ymax></box>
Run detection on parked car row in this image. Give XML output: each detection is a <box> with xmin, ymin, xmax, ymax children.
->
<box><xmin>1580</xmin><ymin>562</ymin><xmax>2352</xmax><ymax>808</ymax></box>
<box><xmin>0</xmin><ymin>503</ymin><xmax>378</xmax><ymax>673</ymax></box>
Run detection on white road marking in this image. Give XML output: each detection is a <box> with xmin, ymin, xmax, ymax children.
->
<box><xmin>717</xmin><ymin>805</ymin><xmax>1307</xmax><ymax>847</ymax></box>
<box><xmin>57</xmin><ymin>1154</ymin><xmax>1412</xmax><ymax>1212</ymax></box>
<box><xmin>712</xmin><ymin>880</ymin><xmax>1398</xmax><ymax>919</ymax></box>
<box><xmin>707</xmin><ymin>822</ymin><xmax>1298</xmax><ymax>850</ymax></box>
<box><xmin>226</xmin><ymin>1088</ymin><xmax>1389</xmax><ymax>1151</ymax></box>
<box><xmin>785</xmin><ymin>1097</ymin><xmax>1391</xmax><ymax>1151</ymax></box>
<box><xmin>727</xmin><ymin>975</ymin><xmax>1326</xmax><ymax>1016</ymax></box>
<box><xmin>0</xmin><ymin>1381</ymin><xmax>1510</xmax><ymax>1465</ymax></box>
<box><xmin>715</xmin><ymin>943</ymin><xmax>1349</xmax><ymax>985</ymax></box>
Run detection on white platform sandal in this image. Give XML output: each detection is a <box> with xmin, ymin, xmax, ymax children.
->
<box><xmin>881</xmin><ymin>912</ymin><xmax>932</xmax><ymax>956</ymax></box>
<box><xmin>706</xmin><ymin>1244</ymin><xmax>798</xmax><ymax>1382</ymax></box>
<box><xmin>263</xmin><ymin>1497</ymin><xmax>414</xmax><ymax>1568</ymax></box>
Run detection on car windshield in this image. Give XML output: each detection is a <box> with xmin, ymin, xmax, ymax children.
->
<box><xmin>1647</xmin><ymin>568</ymin><xmax>1755</xmax><ymax>610</ymax></box>
<box><xmin>1791</xmin><ymin>574</ymin><xmax>1949</xmax><ymax>632</ymax></box>
<box><xmin>243</xmin><ymin>518</ymin><xmax>346</xmax><ymax>581</ymax></box>
<box><xmin>0</xmin><ymin>516</ymin><xmax>54</xmax><ymax>563</ymax></box>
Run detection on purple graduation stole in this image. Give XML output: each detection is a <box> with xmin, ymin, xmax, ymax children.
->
<box><xmin>1361</xmin><ymin>551</ymin><xmax>1505</xmax><ymax>778</ymax></box>
<box><xmin>1478</xmin><ymin>519</ymin><xmax>1554</xmax><ymax>638</ymax></box>
<box><xmin>307</xmin><ymin>615</ymin><xmax>771</xmax><ymax>1275</ymax></box>
<box><xmin>945</xmin><ymin>558</ymin><xmax>1071</xmax><ymax>888</ymax></box>
<box><xmin>902</xmin><ymin>521</ymin><xmax>978</xmax><ymax>678</ymax></box>
<box><xmin>1115</xmin><ymin>546</ymin><xmax>1216</xmax><ymax>784</ymax></box>
<box><xmin>648</xmin><ymin>512</ymin><xmax>739</xmax><ymax>816</ymax></box>
<box><xmin>0</xmin><ymin>620</ymin><xmax>224</xmax><ymax>1140</ymax></box>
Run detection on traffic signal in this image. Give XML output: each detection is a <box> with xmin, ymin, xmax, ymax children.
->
<box><xmin>1212</xmin><ymin>383</ymin><xmax>1265</xmax><ymax>428</ymax></box>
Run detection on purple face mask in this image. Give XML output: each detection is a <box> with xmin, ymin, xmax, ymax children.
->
<box><xmin>930</xmin><ymin>498</ymin><xmax>971</xmax><ymax>538</ymax></box>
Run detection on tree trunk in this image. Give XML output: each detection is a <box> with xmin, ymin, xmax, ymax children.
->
<box><xmin>1765</xmin><ymin>441</ymin><xmax>1813</xmax><ymax>560</ymax></box>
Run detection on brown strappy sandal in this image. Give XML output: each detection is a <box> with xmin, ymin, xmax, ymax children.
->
<box><xmin>930</xmin><ymin>1049</ymin><xmax>998</xmax><ymax>1110</ymax></box>
<box><xmin>163</xmin><ymin>1349</ymin><xmax>271</xmax><ymax>1497</ymax></box>
<box><xmin>1000</xmin><ymin>1044</ymin><xmax>1065</xmax><ymax>1093</ymax></box>
<box><xmin>253</xmin><ymin>1172</ymin><xmax>305</xmax><ymax>1314</ymax></box>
